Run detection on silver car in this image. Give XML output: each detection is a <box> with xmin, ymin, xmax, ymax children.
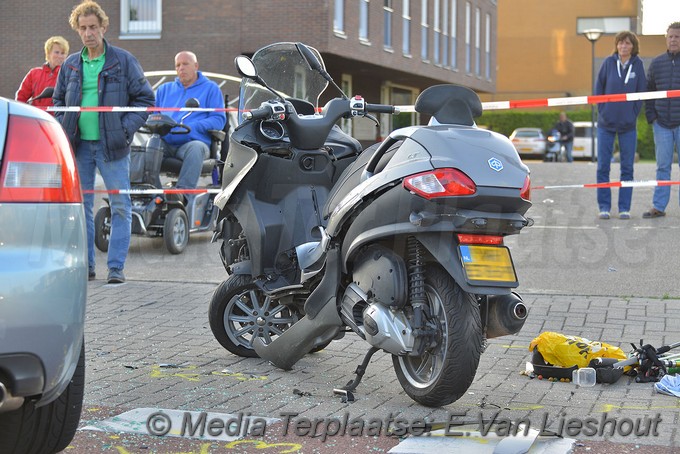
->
<box><xmin>509</xmin><ymin>127</ymin><xmax>547</xmax><ymax>158</ymax></box>
<box><xmin>0</xmin><ymin>97</ymin><xmax>87</xmax><ymax>452</ymax></box>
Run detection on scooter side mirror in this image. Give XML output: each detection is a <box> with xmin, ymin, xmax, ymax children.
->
<box><xmin>181</xmin><ymin>98</ymin><xmax>200</xmax><ymax>123</ymax></box>
<box><xmin>29</xmin><ymin>86</ymin><xmax>55</xmax><ymax>104</ymax></box>
<box><xmin>34</xmin><ymin>86</ymin><xmax>55</xmax><ymax>100</ymax></box>
<box><xmin>235</xmin><ymin>55</ymin><xmax>257</xmax><ymax>79</ymax></box>
<box><xmin>295</xmin><ymin>42</ymin><xmax>323</xmax><ymax>73</ymax></box>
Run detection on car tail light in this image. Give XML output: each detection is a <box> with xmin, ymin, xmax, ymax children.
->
<box><xmin>520</xmin><ymin>175</ymin><xmax>531</xmax><ymax>201</ymax></box>
<box><xmin>0</xmin><ymin>114</ymin><xmax>81</xmax><ymax>203</ymax></box>
<box><xmin>403</xmin><ymin>168</ymin><xmax>476</xmax><ymax>200</ymax></box>
<box><xmin>457</xmin><ymin>234</ymin><xmax>504</xmax><ymax>245</ymax></box>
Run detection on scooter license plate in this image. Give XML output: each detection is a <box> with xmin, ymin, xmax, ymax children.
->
<box><xmin>459</xmin><ymin>245</ymin><xmax>518</xmax><ymax>285</ymax></box>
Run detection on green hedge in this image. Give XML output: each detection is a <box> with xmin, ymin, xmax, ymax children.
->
<box><xmin>477</xmin><ymin>109</ymin><xmax>655</xmax><ymax>160</ymax></box>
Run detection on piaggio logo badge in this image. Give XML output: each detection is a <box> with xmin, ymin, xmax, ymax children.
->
<box><xmin>488</xmin><ymin>157</ymin><xmax>503</xmax><ymax>172</ymax></box>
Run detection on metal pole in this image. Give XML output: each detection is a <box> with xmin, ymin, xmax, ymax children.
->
<box><xmin>590</xmin><ymin>40</ymin><xmax>597</xmax><ymax>163</ymax></box>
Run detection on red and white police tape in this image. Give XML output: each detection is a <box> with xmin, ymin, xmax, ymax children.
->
<box><xmin>82</xmin><ymin>188</ymin><xmax>221</xmax><ymax>195</ymax></box>
<box><xmin>532</xmin><ymin>180</ymin><xmax>680</xmax><ymax>190</ymax></box>
<box><xmin>58</xmin><ymin>89</ymin><xmax>680</xmax><ymax>195</ymax></box>
<box><xmin>81</xmin><ymin>180</ymin><xmax>680</xmax><ymax>195</ymax></box>
<box><xmin>43</xmin><ymin>88</ymin><xmax>680</xmax><ymax>113</ymax></box>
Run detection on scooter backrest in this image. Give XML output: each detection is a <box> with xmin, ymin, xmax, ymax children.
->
<box><xmin>415</xmin><ymin>84</ymin><xmax>482</xmax><ymax>126</ymax></box>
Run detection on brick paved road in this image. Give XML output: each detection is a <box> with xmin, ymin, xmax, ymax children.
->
<box><xmin>68</xmin><ymin>161</ymin><xmax>680</xmax><ymax>452</ymax></box>
<box><xmin>67</xmin><ymin>279</ymin><xmax>680</xmax><ymax>452</ymax></box>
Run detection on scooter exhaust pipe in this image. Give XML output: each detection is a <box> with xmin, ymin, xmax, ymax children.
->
<box><xmin>0</xmin><ymin>381</ymin><xmax>25</xmax><ymax>413</ymax></box>
<box><xmin>485</xmin><ymin>292</ymin><xmax>528</xmax><ymax>339</ymax></box>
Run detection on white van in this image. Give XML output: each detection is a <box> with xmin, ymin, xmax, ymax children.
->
<box><xmin>572</xmin><ymin>121</ymin><xmax>597</xmax><ymax>160</ymax></box>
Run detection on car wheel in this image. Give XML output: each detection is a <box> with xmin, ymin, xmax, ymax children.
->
<box><xmin>0</xmin><ymin>341</ymin><xmax>85</xmax><ymax>453</ymax></box>
<box><xmin>94</xmin><ymin>207</ymin><xmax>111</xmax><ymax>252</ymax></box>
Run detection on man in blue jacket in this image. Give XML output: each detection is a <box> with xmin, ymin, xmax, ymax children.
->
<box><xmin>155</xmin><ymin>51</ymin><xmax>226</xmax><ymax>193</ymax></box>
<box><xmin>643</xmin><ymin>22</ymin><xmax>680</xmax><ymax>218</ymax></box>
<box><xmin>53</xmin><ymin>1</ymin><xmax>154</xmax><ymax>284</ymax></box>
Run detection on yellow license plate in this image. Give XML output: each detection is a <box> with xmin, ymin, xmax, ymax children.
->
<box><xmin>574</xmin><ymin>146</ymin><xmax>584</xmax><ymax>151</ymax></box>
<box><xmin>459</xmin><ymin>245</ymin><xmax>517</xmax><ymax>285</ymax></box>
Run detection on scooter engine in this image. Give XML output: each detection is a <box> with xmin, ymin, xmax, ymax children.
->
<box><xmin>340</xmin><ymin>283</ymin><xmax>415</xmax><ymax>355</ymax></box>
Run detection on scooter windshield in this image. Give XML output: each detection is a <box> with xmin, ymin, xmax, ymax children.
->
<box><xmin>238</xmin><ymin>42</ymin><xmax>329</xmax><ymax>124</ymax></box>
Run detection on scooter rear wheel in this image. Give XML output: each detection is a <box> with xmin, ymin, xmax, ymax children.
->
<box><xmin>94</xmin><ymin>206</ymin><xmax>111</xmax><ymax>252</ymax></box>
<box><xmin>164</xmin><ymin>208</ymin><xmax>189</xmax><ymax>254</ymax></box>
<box><xmin>209</xmin><ymin>274</ymin><xmax>301</xmax><ymax>358</ymax></box>
<box><xmin>392</xmin><ymin>265</ymin><xmax>483</xmax><ymax>407</ymax></box>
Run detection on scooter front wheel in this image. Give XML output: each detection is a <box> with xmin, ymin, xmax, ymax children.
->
<box><xmin>392</xmin><ymin>265</ymin><xmax>483</xmax><ymax>407</ymax></box>
<box><xmin>164</xmin><ymin>208</ymin><xmax>189</xmax><ymax>254</ymax></box>
<box><xmin>209</xmin><ymin>274</ymin><xmax>301</xmax><ymax>358</ymax></box>
<box><xmin>94</xmin><ymin>207</ymin><xmax>111</xmax><ymax>252</ymax></box>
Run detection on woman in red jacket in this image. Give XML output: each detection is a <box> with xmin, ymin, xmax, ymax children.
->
<box><xmin>15</xmin><ymin>36</ymin><xmax>70</xmax><ymax>108</ymax></box>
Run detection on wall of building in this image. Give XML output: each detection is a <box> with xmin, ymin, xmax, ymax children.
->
<box><xmin>2</xmin><ymin>0</ymin><xmax>497</xmax><ymax>113</ymax></box>
<box><xmin>489</xmin><ymin>0</ymin><xmax>668</xmax><ymax>103</ymax></box>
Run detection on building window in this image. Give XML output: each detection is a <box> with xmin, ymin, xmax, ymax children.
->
<box><xmin>441</xmin><ymin>0</ymin><xmax>449</xmax><ymax>67</ymax></box>
<box><xmin>334</xmin><ymin>0</ymin><xmax>345</xmax><ymax>34</ymax></box>
<box><xmin>120</xmin><ymin>0</ymin><xmax>162</xmax><ymax>39</ymax></box>
<box><xmin>341</xmin><ymin>75</ymin><xmax>353</xmax><ymax>135</ymax></box>
<box><xmin>421</xmin><ymin>0</ymin><xmax>428</xmax><ymax>61</ymax></box>
<box><xmin>384</xmin><ymin>84</ymin><xmax>419</xmax><ymax>137</ymax></box>
<box><xmin>360</xmin><ymin>0</ymin><xmax>370</xmax><ymax>42</ymax></box>
<box><xmin>402</xmin><ymin>0</ymin><xmax>411</xmax><ymax>55</ymax></box>
<box><xmin>294</xmin><ymin>68</ymin><xmax>307</xmax><ymax>100</ymax></box>
<box><xmin>433</xmin><ymin>0</ymin><xmax>441</xmax><ymax>65</ymax></box>
<box><xmin>465</xmin><ymin>2</ymin><xmax>470</xmax><ymax>73</ymax></box>
<box><xmin>576</xmin><ymin>17</ymin><xmax>632</xmax><ymax>35</ymax></box>
<box><xmin>450</xmin><ymin>0</ymin><xmax>457</xmax><ymax>69</ymax></box>
<box><xmin>485</xmin><ymin>13</ymin><xmax>491</xmax><ymax>79</ymax></box>
<box><xmin>475</xmin><ymin>7</ymin><xmax>481</xmax><ymax>75</ymax></box>
<box><xmin>384</xmin><ymin>0</ymin><xmax>393</xmax><ymax>49</ymax></box>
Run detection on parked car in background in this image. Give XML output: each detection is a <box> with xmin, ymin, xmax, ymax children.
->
<box><xmin>572</xmin><ymin>121</ymin><xmax>598</xmax><ymax>160</ymax></box>
<box><xmin>0</xmin><ymin>97</ymin><xmax>87</xmax><ymax>452</ymax></box>
<box><xmin>509</xmin><ymin>127</ymin><xmax>546</xmax><ymax>158</ymax></box>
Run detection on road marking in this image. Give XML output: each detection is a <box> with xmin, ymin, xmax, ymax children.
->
<box><xmin>148</xmin><ymin>365</ymin><xmax>268</xmax><ymax>382</ymax></box>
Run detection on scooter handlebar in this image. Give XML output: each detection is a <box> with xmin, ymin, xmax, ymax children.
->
<box><xmin>243</xmin><ymin>100</ymin><xmax>288</xmax><ymax>122</ymax></box>
<box><xmin>613</xmin><ymin>356</ymin><xmax>639</xmax><ymax>369</ymax></box>
<box><xmin>366</xmin><ymin>103</ymin><xmax>399</xmax><ymax>115</ymax></box>
<box><xmin>242</xmin><ymin>106</ymin><xmax>273</xmax><ymax>121</ymax></box>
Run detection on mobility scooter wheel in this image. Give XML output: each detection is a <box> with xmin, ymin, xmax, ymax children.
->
<box><xmin>94</xmin><ymin>207</ymin><xmax>111</xmax><ymax>252</ymax></box>
<box><xmin>163</xmin><ymin>208</ymin><xmax>189</xmax><ymax>254</ymax></box>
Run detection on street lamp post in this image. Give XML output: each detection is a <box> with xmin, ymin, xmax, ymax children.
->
<box><xmin>583</xmin><ymin>29</ymin><xmax>603</xmax><ymax>163</ymax></box>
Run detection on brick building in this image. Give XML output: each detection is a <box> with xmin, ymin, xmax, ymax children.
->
<box><xmin>1</xmin><ymin>0</ymin><xmax>497</xmax><ymax>140</ymax></box>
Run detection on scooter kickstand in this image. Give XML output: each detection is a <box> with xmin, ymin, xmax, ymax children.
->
<box><xmin>333</xmin><ymin>346</ymin><xmax>379</xmax><ymax>402</ymax></box>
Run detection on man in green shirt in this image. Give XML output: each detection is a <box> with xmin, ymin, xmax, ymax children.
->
<box><xmin>54</xmin><ymin>1</ymin><xmax>154</xmax><ymax>284</ymax></box>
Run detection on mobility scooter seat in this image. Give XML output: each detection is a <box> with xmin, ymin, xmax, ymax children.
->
<box><xmin>160</xmin><ymin>129</ymin><xmax>226</xmax><ymax>177</ymax></box>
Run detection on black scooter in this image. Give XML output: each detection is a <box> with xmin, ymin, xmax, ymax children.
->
<box><xmin>209</xmin><ymin>42</ymin><xmax>532</xmax><ymax>406</ymax></box>
<box><xmin>94</xmin><ymin>100</ymin><xmax>225</xmax><ymax>254</ymax></box>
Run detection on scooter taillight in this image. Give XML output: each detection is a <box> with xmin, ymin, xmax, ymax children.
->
<box><xmin>403</xmin><ymin>168</ymin><xmax>476</xmax><ymax>200</ymax></box>
<box><xmin>520</xmin><ymin>175</ymin><xmax>531</xmax><ymax>201</ymax></box>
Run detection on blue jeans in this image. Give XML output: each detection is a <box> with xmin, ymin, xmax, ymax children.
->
<box><xmin>651</xmin><ymin>122</ymin><xmax>680</xmax><ymax>211</ymax></box>
<box><xmin>163</xmin><ymin>140</ymin><xmax>209</xmax><ymax>189</ymax></box>
<box><xmin>563</xmin><ymin>141</ymin><xmax>573</xmax><ymax>163</ymax></box>
<box><xmin>596</xmin><ymin>128</ymin><xmax>636</xmax><ymax>213</ymax></box>
<box><xmin>76</xmin><ymin>140</ymin><xmax>131</xmax><ymax>271</ymax></box>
